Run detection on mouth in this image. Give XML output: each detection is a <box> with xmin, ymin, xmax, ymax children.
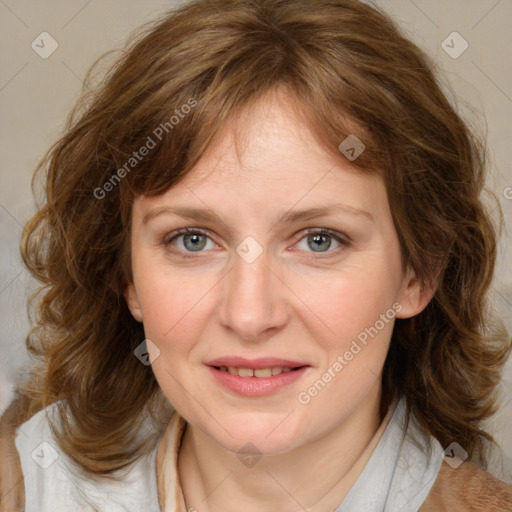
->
<box><xmin>211</xmin><ymin>365</ymin><xmax>306</xmax><ymax>377</ymax></box>
<box><xmin>205</xmin><ymin>357</ymin><xmax>311</xmax><ymax>396</ymax></box>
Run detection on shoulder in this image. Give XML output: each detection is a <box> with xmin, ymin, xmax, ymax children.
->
<box><xmin>2</xmin><ymin>398</ymin><xmax>163</xmax><ymax>512</ymax></box>
<box><xmin>0</xmin><ymin>398</ymin><xmax>26</xmax><ymax>512</ymax></box>
<box><xmin>1</xmin><ymin>398</ymin><xmax>68</xmax><ymax>512</ymax></box>
<box><xmin>419</xmin><ymin>459</ymin><xmax>512</xmax><ymax>512</ymax></box>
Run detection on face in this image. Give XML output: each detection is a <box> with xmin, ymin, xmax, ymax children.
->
<box><xmin>125</xmin><ymin>90</ymin><xmax>430</xmax><ymax>456</ymax></box>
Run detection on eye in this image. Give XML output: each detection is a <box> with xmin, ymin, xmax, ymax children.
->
<box><xmin>163</xmin><ymin>228</ymin><xmax>216</xmax><ymax>256</ymax></box>
<box><xmin>294</xmin><ymin>228</ymin><xmax>351</xmax><ymax>257</ymax></box>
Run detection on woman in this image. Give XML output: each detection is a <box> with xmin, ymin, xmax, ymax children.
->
<box><xmin>1</xmin><ymin>0</ymin><xmax>511</xmax><ymax>510</ymax></box>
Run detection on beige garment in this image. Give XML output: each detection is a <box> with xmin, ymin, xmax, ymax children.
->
<box><xmin>156</xmin><ymin>410</ymin><xmax>188</xmax><ymax>511</ymax></box>
<box><xmin>419</xmin><ymin>459</ymin><xmax>512</xmax><ymax>511</ymax></box>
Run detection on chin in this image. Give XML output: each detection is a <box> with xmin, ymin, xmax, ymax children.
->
<box><xmin>206</xmin><ymin>415</ymin><xmax>305</xmax><ymax>457</ymax></box>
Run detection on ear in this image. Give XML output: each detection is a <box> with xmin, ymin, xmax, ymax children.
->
<box><xmin>395</xmin><ymin>267</ymin><xmax>435</xmax><ymax>319</ymax></box>
<box><xmin>124</xmin><ymin>282</ymin><xmax>143</xmax><ymax>322</ymax></box>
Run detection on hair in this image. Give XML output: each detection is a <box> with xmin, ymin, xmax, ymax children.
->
<box><xmin>9</xmin><ymin>0</ymin><xmax>511</xmax><ymax>482</ymax></box>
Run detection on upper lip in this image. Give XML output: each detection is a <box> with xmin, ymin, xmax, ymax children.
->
<box><xmin>206</xmin><ymin>357</ymin><xmax>309</xmax><ymax>369</ymax></box>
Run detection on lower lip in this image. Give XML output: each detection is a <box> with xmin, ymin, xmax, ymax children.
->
<box><xmin>207</xmin><ymin>366</ymin><xmax>309</xmax><ymax>396</ymax></box>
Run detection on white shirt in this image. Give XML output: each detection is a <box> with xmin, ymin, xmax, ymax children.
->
<box><xmin>14</xmin><ymin>396</ymin><xmax>444</xmax><ymax>511</ymax></box>
<box><xmin>14</xmin><ymin>401</ymin><xmax>164</xmax><ymax>511</ymax></box>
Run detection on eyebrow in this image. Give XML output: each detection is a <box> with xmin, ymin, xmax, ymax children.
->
<box><xmin>143</xmin><ymin>202</ymin><xmax>374</xmax><ymax>227</ymax></box>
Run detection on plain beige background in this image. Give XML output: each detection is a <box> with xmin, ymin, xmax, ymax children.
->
<box><xmin>1</xmin><ymin>0</ymin><xmax>511</xmax><ymax>483</ymax></box>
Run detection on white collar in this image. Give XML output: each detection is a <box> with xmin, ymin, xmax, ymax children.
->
<box><xmin>336</xmin><ymin>396</ymin><xmax>444</xmax><ymax>511</ymax></box>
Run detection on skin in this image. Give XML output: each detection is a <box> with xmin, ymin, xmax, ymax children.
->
<box><xmin>125</xmin><ymin>89</ymin><xmax>433</xmax><ymax>512</ymax></box>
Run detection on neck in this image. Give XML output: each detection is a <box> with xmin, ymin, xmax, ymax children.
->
<box><xmin>177</xmin><ymin>381</ymin><xmax>393</xmax><ymax>512</ymax></box>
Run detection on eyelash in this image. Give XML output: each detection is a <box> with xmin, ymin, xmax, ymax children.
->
<box><xmin>162</xmin><ymin>227</ymin><xmax>352</xmax><ymax>260</ymax></box>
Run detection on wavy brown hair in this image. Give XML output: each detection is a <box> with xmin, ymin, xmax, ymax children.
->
<box><xmin>9</xmin><ymin>0</ymin><xmax>512</xmax><ymax>481</ymax></box>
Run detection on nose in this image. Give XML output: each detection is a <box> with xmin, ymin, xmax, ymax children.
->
<box><xmin>218</xmin><ymin>246</ymin><xmax>289</xmax><ymax>342</ymax></box>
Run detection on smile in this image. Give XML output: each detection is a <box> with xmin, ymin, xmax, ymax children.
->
<box><xmin>207</xmin><ymin>364</ymin><xmax>310</xmax><ymax>396</ymax></box>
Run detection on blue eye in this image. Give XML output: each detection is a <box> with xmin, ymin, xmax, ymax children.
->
<box><xmin>163</xmin><ymin>227</ymin><xmax>351</xmax><ymax>259</ymax></box>
<box><xmin>297</xmin><ymin>228</ymin><xmax>350</xmax><ymax>255</ymax></box>
<box><xmin>164</xmin><ymin>228</ymin><xmax>214</xmax><ymax>254</ymax></box>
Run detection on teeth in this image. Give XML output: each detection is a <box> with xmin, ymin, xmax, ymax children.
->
<box><xmin>254</xmin><ymin>368</ymin><xmax>272</xmax><ymax>377</ymax></box>
<box><xmin>238</xmin><ymin>368</ymin><xmax>254</xmax><ymax>378</ymax></box>
<box><xmin>219</xmin><ymin>366</ymin><xmax>295</xmax><ymax>377</ymax></box>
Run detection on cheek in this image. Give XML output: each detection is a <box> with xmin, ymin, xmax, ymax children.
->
<box><xmin>291</xmin><ymin>259</ymin><xmax>400</xmax><ymax>346</ymax></box>
<box><xmin>134</xmin><ymin>263</ymin><xmax>217</xmax><ymax>353</ymax></box>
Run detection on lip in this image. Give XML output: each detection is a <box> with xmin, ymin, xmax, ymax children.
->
<box><xmin>205</xmin><ymin>356</ymin><xmax>308</xmax><ymax>369</ymax></box>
